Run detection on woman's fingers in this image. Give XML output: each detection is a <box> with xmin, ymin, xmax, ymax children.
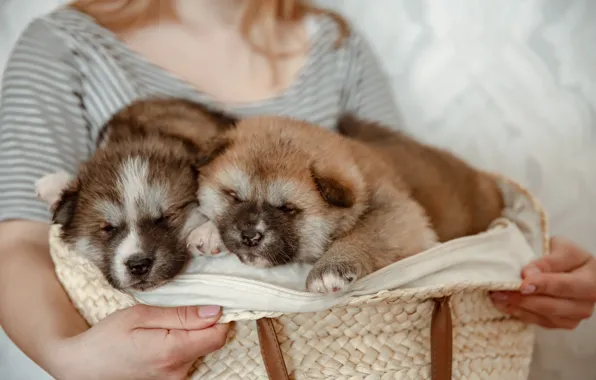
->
<box><xmin>130</xmin><ymin>304</ymin><xmax>222</xmax><ymax>330</ymax></box>
<box><xmin>492</xmin><ymin>237</ymin><xmax>596</xmax><ymax>330</ymax></box>
<box><xmin>518</xmin><ymin>237</ymin><xmax>596</xmax><ymax>301</ymax></box>
<box><xmin>185</xmin><ymin>323</ymin><xmax>230</xmax><ymax>358</ymax></box>
<box><xmin>167</xmin><ymin>323</ymin><xmax>230</xmax><ymax>362</ymax></box>
<box><xmin>523</xmin><ymin>236</ymin><xmax>591</xmax><ymax>276</ymax></box>
<box><xmin>492</xmin><ymin>301</ymin><xmax>550</xmax><ymax>327</ymax></box>
<box><xmin>495</xmin><ymin>292</ymin><xmax>595</xmax><ymax>320</ymax></box>
<box><xmin>492</xmin><ymin>299</ymin><xmax>583</xmax><ymax>330</ymax></box>
<box><xmin>520</xmin><ymin>263</ymin><xmax>596</xmax><ymax>301</ymax></box>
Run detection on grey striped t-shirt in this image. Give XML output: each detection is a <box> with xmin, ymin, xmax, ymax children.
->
<box><xmin>0</xmin><ymin>7</ymin><xmax>400</xmax><ymax>223</ymax></box>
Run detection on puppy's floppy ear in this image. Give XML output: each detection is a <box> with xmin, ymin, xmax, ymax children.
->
<box><xmin>195</xmin><ymin>136</ymin><xmax>232</xmax><ymax>168</ymax></box>
<box><xmin>35</xmin><ymin>171</ymin><xmax>73</xmax><ymax>207</ymax></box>
<box><xmin>310</xmin><ymin>163</ymin><xmax>356</xmax><ymax>208</ymax></box>
<box><xmin>52</xmin><ymin>181</ymin><xmax>80</xmax><ymax>226</ymax></box>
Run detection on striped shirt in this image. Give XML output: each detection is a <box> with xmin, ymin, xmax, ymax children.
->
<box><xmin>0</xmin><ymin>7</ymin><xmax>399</xmax><ymax>223</ymax></box>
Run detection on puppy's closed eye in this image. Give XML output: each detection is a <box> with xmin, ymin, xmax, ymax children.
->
<box><xmin>277</xmin><ymin>203</ymin><xmax>300</xmax><ymax>215</ymax></box>
<box><xmin>153</xmin><ymin>215</ymin><xmax>168</xmax><ymax>226</ymax></box>
<box><xmin>223</xmin><ymin>189</ymin><xmax>243</xmax><ymax>203</ymax></box>
<box><xmin>100</xmin><ymin>222</ymin><xmax>118</xmax><ymax>236</ymax></box>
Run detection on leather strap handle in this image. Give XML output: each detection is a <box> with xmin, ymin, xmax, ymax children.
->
<box><xmin>256</xmin><ymin>297</ymin><xmax>454</xmax><ymax>380</ymax></box>
<box><xmin>256</xmin><ymin>318</ymin><xmax>290</xmax><ymax>380</ymax></box>
<box><xmin>431</xmin><ymin>296</ymin><xmax>453</xmax><ymax>380</ymax></box>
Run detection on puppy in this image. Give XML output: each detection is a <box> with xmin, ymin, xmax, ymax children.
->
<box><xmin>336</xmin><ymin>114</ymin><xmax>504</xmax><ymax>242</ymax></box>
<box><xmin>36</xmin><ymin>97</ymin><xmax>236</xmax><ymax>291</ymax></box>
<box><xmin>191</xmin><ymin>115</ymin><xmax>439</xmax><ymax>294</ymax></box>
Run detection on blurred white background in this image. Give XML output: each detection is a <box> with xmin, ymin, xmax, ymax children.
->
<box><xmin>1</xmin><ymin>0</ymin><xmax>595</xmax><ymax>379</ymax></box>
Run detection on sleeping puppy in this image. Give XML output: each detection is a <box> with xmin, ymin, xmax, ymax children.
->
<box><xmin>190</xmin><ymin>115</ymin><xmax>439</xmax><ymax>294</ymax></box>
<box><xmin>36</xmin><ymin>97</ymin><xmax>236</xmax><ymax>291</ymax></box>
<box><xmin>336</xmin><ymin>114</ymin><xmax>504</xmax><ymax>242</ymax></box>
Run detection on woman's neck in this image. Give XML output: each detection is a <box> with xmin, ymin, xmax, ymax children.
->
<box><xmin>118</xmin><ymin>0</ymin><xmax>310</xmax><ymax>103</ymax></box>
<box><xmin>172</xmin><ymin>0</ymin><xmax>246</xmax><ymax>30</ymax></box>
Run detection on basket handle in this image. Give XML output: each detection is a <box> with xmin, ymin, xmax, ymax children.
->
<box><xmin>431</xmin><ymin>296</ymin><xmax>453</xmax><ymax>380</ymax></box>
<box><xmin>257</xmin><ymin>318</ymin><xmax>290</xmax><ymax>380</ymax></box>
<box><xmin>256</xmin><ymin>297</ymin><xmax>453</xmax><ymax>380</ymax></box>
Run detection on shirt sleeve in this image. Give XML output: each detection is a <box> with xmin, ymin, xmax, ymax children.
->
<box><xmin>339</xmin><ymin>28</ymin><xmax>402</xmax><ymax>130</ymax></box>
<box><xmin>0</xmin><ymin>18</ymin><xmax>90</xmax><ymax>223</ymax></box>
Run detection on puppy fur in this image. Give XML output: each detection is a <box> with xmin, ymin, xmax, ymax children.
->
<box><xmin>193</xmin><ymin>116</ymin><xmax>439</xmax><ymax>293</ymax></box>
<box><xmin>97</xmin><ymin>97</ymin><xmax>237</xmax><ymax>149</ymax></box>
<box><xmin>336</xmin><ymin>114</ymin><xmax>504</xmax><ymax>243</ymax></box>
<box><xmin>40</xmin><ymin>97</ymin><xmax>236</xmax><ymax>291</ymax></box>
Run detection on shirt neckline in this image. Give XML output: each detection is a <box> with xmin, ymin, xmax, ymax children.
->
<box><xmin>54</xmin><ymin>7</ymin><xmax>331</xmax><ymax>111</ymax></box>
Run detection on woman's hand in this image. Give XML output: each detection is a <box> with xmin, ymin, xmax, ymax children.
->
<box><xmin>52</xmin><ymin>304</ymin><xmax>229</xmax><ymax>380</ymax></box>
<box><xmin>491</xmin><ymin>236</ymin><xmax>596</xmax><ymax>330</ymax></box>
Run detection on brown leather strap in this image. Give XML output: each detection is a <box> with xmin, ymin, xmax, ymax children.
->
<box><xmin>431</xmin><ymin>297</ymin><xmax>453</xmax><ymax>380</ymax></box>
<box><xmin>256</xmin><ymin>318</ymin><xmax>290</xmax><ymax>380</ymax></box>
<box><xmin>256</xmin><ymin>299</ymin><xmax>452</xmax><ymax>380</ymax></box>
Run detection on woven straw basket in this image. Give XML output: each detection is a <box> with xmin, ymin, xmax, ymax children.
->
<box><xmin>48</xmin><ymin>176</ymin><xmax>549</xmax><ymax>380</ymax></box>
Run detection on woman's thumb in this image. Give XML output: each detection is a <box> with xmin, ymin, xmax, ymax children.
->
<box><xmin>129</xmin><ymin>304</ymin><xmax>222</xmax><ymax>330</ymax></box>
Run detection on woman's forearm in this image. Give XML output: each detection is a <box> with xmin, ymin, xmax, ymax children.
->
<box><xmin>0</xmin><ymin>221</ymin><xmax>88</xmax><ymax>377</ymax></box>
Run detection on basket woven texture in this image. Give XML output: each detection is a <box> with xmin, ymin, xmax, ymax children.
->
<box><xmin>48</xmin><ymin>177</ymin><xmax>549</xmax><ymax>380</ymax></box>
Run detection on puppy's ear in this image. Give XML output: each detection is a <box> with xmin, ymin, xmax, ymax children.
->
<box><xmin>195</xmin><ymin>136</ymin><xmax>232</xmax><ymax>168</ymax></box>
<box><xmin>35</xmin><ymin>171</ymin><xmax>74</xmax><ymax>208</ymax></box>
<box><xmin>52</xmin><ymin>182</ymin><xmax>80</xmax><ymax>226</ymax></box>
<box><xmin>310</xmin><ymin>164</ymin><xmax>356</xmax><ymax>208</ymax></box>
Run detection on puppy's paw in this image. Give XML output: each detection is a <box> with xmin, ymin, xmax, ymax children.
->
<box><xmin>187</xmin><ymin>222</ymin><xmax>228</xmax><ymax>257</ymax></box>
<box><xmin>35</xmin><ymin>171</ymin><xmax>72</xmax><ymax>208</ymax></box>
<box><xmin>306</xmin><ymin>261</ymin><xmax>359</xmax><ymax>294</ymax></box>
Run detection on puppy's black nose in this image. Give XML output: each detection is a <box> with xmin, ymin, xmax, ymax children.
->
<box><xmin>125</xmin><ymin>257</ymin><xmax>153</xmax><ymax>276</ymax></box>
<box><xmin>241</xmin><ymin>228</ymin><xmax>263</xmax><ymax>247</ymax></box>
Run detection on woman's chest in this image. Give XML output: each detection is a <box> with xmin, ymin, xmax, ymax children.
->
<box><xmin>120</xmin><ymin>25</ymin><xmax>307</xmax><ymax>104</ymax></box>
<box><xmin>71</xmin><ymin>26</ymin><xmax>344</xmax><ymax>140</ymax></box>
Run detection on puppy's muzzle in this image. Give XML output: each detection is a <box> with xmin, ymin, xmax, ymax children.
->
<box><xmin>125</xmin><ymin>255</ymin><xmax>154</xmax><ymax>276</ymax></box>
<box><xmin>240</xmin><ymin>227</ymin><xmax>263</xmax><ymax>247</ymax></box>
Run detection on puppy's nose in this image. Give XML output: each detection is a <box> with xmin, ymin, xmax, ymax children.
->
<box><xmin>125</xmin><ymin>257</ymin><xmax>153</xmax><ymax>276</ymax></box>
<box><xmin>240</xmin><ymin>228</ymin><xmax>263</xmax><ymax>247</ymax></box>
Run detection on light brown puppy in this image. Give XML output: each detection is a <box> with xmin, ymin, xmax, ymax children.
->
<box><xmin>194</xmin><ymin>116</ymin><xmax>439</xmax><ymax>294</ymax></box>
<box><xmin>336</xmin><ymin>114</ymin><xmax>504</xmax><ymax>243</ymax></box>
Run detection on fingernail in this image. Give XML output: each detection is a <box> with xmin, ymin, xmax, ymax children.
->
<box><xmin>525</xmin><ymin>266</ymin><xmax>541</xmax><ymax>277</ymax></box>
<box><xmin>491</xmin><ymin>292</ymin><xmax>508</xmax><ymax>301</ymax></box>
<box><xmin>521</xmin><ymin>284</ymin><xmax>536</xmax><ymax>294</ymax></box>
<box><xmin>198</xmin><ymin>305</ymin><xmax>221</xmax><ymax>318</ymax></box>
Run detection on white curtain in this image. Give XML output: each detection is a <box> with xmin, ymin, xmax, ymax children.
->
<box><xmin>1</xmin><ymin>1</ymin><xmax>595</xmax><ymax>379</ymax></box>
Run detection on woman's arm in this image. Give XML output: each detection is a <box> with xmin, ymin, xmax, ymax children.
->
<box><xmin>0</xmin><ymin>18</ymin><xmax>93</xmax><ymax>377</ymax></box>
<box><xmin>0</xmin><ymin>221</ymin><xmax>89</xmax><ymax>376</ymax></box>
<box><xmin>0</xmin><ymin>19</ymin><xmax>229</xmax><ymax>379</ymax></box>
<box><xmin>339</xmin><ymin>27</ymin><xmax>402</xmax><ymax>129</ymax></box>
